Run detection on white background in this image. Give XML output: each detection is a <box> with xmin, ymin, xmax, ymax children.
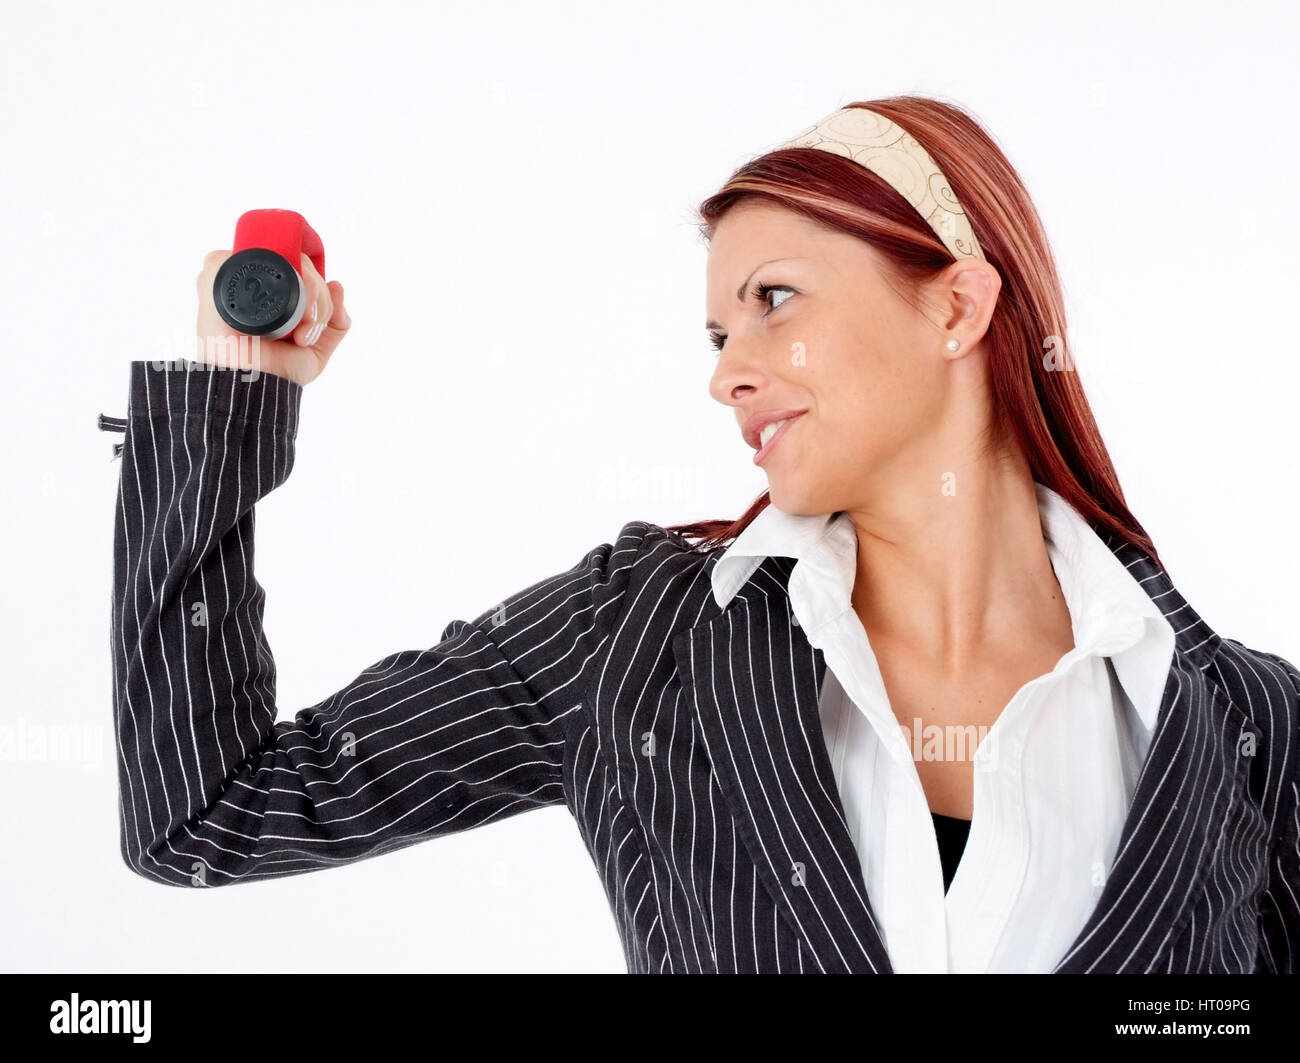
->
<box><xmin>2</xmin><ymin>0</ymin><xmax>1297</xmax><ymax>973</ymax></box>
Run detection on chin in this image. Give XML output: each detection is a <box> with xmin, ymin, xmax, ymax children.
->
<box><xmin>768</xmin><ymin>482</ymin><xmax>826</xmax><ymax>517</ymax></box>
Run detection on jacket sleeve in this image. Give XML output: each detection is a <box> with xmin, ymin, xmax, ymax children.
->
<box><xmin>106</xmin><ymin>358</ymin><xmax>656</xmax><ymax>888</ymax></box>
<box><xmin>1255</xmin><ymin>650</ymin><xmax>1300</xmax><ymax>973</ymax></box>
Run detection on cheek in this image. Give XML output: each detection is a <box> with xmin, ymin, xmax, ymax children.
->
<box><xmin>815</xmin><ymin>346</ymin><xmax>934</xmax><ymax>454</ymax></box>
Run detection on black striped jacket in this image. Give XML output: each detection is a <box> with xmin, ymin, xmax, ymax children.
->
<box><xmin>101</xmin><ymin>359</ymin><xmax>1300</xmax><ymax>973</ymax></box>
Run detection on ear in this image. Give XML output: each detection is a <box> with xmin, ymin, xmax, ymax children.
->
<box><xmin>938</xmin><ymin>261</ymin><xmax>1000</xmax><ymax>358</ymax></box>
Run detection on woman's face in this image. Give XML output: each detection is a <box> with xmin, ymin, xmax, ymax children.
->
<box><xmin>706</xmin><ymin>199</ymin><xmax>979</xmax><ymax>517</ymax></box>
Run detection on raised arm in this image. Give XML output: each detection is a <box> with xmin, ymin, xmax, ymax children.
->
<box><xmin>108</xmin><ymin>359</ymin><xmax>654</xmax><ymax>888</ymax></box>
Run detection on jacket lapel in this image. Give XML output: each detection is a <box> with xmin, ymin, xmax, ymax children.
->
<box><xmin>1051</xmin><ymin>539</ymin><xmax>1256</xmax><ymax>972</ymax></box>
<box><xmin>672</xmin><ymin>555</ymin><xmax>893</xmax><ymax>973</ymax></box>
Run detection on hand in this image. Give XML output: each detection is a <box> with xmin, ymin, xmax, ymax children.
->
<box><xmin>194</xmin><ymin>250</ymin><xmax>350</xmax><ymax>386</ymax></box>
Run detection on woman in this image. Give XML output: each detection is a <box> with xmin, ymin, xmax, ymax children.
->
<box><xmin>100</xmin><ymin>95</ymin><xmax>1299</xmax><ymax>973</ymax></box>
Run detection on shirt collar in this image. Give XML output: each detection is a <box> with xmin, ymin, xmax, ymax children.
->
<box><xmin>710</xmin><ymin>482</ymin><xmax>1175</xmax><ymax>734</ymax></box>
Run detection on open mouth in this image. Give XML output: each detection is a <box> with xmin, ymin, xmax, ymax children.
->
<box><xmin>754</xmin><ymin>412</ymin><xmax>805</xmax><ymax>466</ymax></box>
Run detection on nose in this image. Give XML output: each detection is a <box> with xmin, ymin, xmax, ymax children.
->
<box><xmin>708</xmin><ymin>340</ymin><xmax>763</xmax><ymax>408</ymax></box>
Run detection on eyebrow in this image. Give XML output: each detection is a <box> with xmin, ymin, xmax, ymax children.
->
<box><xmin>705</xmin><ymin>258</ymin><xmax>805</xmax><ymax>331</ymax></box>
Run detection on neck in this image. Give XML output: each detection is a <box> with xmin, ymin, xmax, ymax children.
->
<box><xmin>845</xmin><ymin>442</ymin><xmax>1069</xmax><ymax>672</ymax></box>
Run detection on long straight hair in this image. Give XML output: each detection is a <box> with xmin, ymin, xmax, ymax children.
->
<box><xmin>665</xmin><ymin>95</ymin><xmax>1162</xmax><ymax>570</ymax></box>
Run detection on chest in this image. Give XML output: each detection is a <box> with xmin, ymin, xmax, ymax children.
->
<box><xmin>867</xmin><ymin>639</ymin><xmax>1073</xmax><ymax>819</ymax></box>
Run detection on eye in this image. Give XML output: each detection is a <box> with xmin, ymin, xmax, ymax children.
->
<box><xmin>707</xmin><ymin>283</ymin><xmax>796</xmax><ymax>354</ymax></box>
<box><xmin>754</xmin><ymin>281</ymin><xmax>795</xmax><ymax>312</ymax></box>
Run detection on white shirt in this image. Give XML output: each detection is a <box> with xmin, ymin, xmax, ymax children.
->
<box><xmin>709</xmin><ymin>482</ymin><xmax>1176</xmax><ymax>973</ymax></box>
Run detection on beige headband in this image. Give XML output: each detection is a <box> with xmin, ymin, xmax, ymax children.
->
<box><xmin>774</xmin><ymin>106</ymin><xmax>986</xmax><ymax>262</ymax></box>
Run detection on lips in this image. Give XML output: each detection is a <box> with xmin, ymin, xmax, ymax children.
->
<box><xmin>741</xmin><ymin>408</ymin><xmax>809</xmax><ymax>451</ymax></box>
<box><xmin>753</xmin><ymin>411</ymin><xmax>806</xmax><ymax>466</ymax></box>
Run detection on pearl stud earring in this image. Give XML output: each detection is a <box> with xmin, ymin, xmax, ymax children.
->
<box><xmin>945</xmin><ymin>338</ymin><xmax>960</xmax><ymax>352</ymax></box>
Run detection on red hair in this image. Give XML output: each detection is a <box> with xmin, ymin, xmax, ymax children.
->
<box><xmin>665</xmin><ymin>94</ymin><xmax>1162</xmax><ymax>570</ymax></box>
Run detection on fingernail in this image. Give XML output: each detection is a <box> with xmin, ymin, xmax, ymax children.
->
<box><xmin>308</xmin><ymin>321</ymin><xmax>324</xmax><ymax>345</ymax></box>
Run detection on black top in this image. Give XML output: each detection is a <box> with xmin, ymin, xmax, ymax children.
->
<box><xmin>932</xmin><ymin>812</ymin><xmax>972</xmax><ymax>893</ymax></box>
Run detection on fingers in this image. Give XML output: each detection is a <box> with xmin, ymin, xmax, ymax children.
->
<box><xmin>324</xmin><ymin>280</ymin><xmax>350</xmax><ymax>329</ymax></box>
<box><xmin>295</xmin><ymin>280</ymin><xmax>351</xmax><ymax>372</ymax></box>
<box><xmin>308</xmin><ymin>281</ymin><xmax>351</xmax><ymax>360</ymax></box>
<box><xmin>295</xmin><ymin>253</ymin><xmax>333</xmax><ymax>346</ymax></box>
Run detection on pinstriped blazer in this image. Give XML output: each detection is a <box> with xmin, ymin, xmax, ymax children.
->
<box><xmin>102</xmin><ymin>359</ymin><xmax>1300</xmax><ymax>974</ymax></box>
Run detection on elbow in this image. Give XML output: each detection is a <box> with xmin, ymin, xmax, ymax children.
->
<box><xmin>119</xmin><ymin>833</ymin><xmax>211</xmax><ymax>889</ymax></box>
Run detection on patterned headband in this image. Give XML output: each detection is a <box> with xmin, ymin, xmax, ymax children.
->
<box><xmin>774</xmin><ymin>106</ymin><xmax>986</xmax><ymax>262</ymax></box>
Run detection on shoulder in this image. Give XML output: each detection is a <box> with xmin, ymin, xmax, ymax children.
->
<box><xmin>607</xmin><ymin>519</ymin><xmax>730</xmax><ymax>612</ymax></box>
<box><xmin>1209</xmin><ymin>637</ymin><xmax>1300</xmax><ymax>771</ymax></box>
<box><xmin>1210</xmin><ymin>637</ymin><xmax>1300</xmax><ymax>822</ymax></box>
<box><xmin>1211</xmin><ymin>637</ymin><xmax>1300</xmax><ymax>727</ymax></box>
<box><xmin>517</xmin><ymin>520</ymin><xmax>722</xmax><ymax>618</ymax></box>
<box><xmin>617</xmin><ymin>519</ymin><xmax>725</xmax><ymax>566</ymax></box>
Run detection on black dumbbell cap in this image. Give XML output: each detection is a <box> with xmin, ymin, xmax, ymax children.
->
<box><xmin>213</xmin><ymin>248</ymin><xmax>305</xmax><ymax>339</ymax></box>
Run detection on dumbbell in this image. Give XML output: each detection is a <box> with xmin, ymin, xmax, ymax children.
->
<box><xmin>213</xmin><ymin>209</ymin><xmax>326</xmax><ymax>340</ymax></box>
